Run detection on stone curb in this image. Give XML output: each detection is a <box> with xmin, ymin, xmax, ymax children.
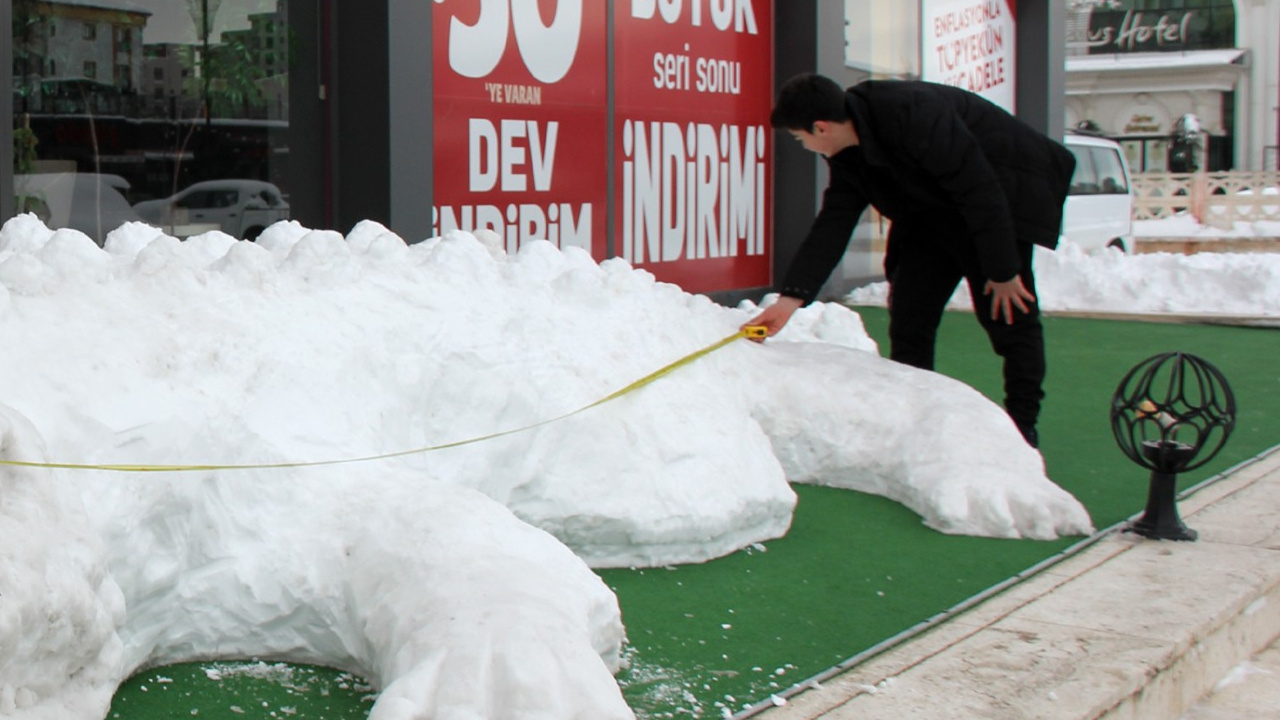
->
<box><xmin>751</xmin><ymin>447</ymin><xmax>1280</xmax><ymax>720</ymax></box>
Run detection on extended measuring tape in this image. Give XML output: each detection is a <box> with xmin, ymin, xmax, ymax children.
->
<box><xmin>0</xmin><ymin>326</ymin><xmax>771</xmax><ymax>473</ymax></box>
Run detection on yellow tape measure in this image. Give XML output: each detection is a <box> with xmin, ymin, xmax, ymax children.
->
<box><xmin>1</xmin><ymin>326</ymin><xmax>765</xmax><ymax>473</ymax></box>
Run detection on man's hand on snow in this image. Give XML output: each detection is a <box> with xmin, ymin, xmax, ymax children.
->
<box><xmin>743</xmin><ymin>296</ymin><xmax>804</xmax><ymax>342</ymax></box>
<box><xmin>983</xmin><ymin>277</ymin><xmax>1036</xmax><ymax>325</ymax></box>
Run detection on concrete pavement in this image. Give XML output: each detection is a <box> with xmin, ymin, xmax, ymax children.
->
<box><xmin>1178</xmin><ymin>636</ymin><xmax>1280</xmax><ymax>719</ymax></box>
<box><xmin>746</xmin><ymin>445</ymin><xmax>1280</xmax><ymax>720</ymax></box>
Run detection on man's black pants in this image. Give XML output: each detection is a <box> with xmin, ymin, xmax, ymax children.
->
<box><xmin>884</xmin><ymin>229</ymin><xmax>1045</xmax><ymax>445</ymax></box>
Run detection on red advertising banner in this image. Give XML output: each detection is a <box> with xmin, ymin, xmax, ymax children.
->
<box><xmin>432</xmin><ymin>1</ymin><xmax>608</xmax><ymax>258</ymax></box>
<box><xmin>614</xmin><ymin>0</ymin><xmax>773</xmax><ymax>293</ymax></box>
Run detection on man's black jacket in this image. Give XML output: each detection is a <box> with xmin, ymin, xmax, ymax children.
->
<box><xmin>781</xmin><ymin>80</ymin><xmax>1077</xmax><ymax>303</ymax></box>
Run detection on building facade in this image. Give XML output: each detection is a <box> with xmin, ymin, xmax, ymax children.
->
<box><xmin>5</xmin><ymin>0</ymin><xmax>1069</xmax><ymax>301</ymax></box>
<box><xmin>1064</xmin><ymin>0</ymin><xmax>1279</xmax><ymax>172</ymax></box>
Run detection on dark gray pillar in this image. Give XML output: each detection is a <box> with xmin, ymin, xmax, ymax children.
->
<box><xmin>285</xmin><ymin>0</ymin><xmax>329</xmax><ymax>229</ymax></box>
<box><xmin>1</xmin><ymin>0</ymin><xmax>14</xmax><ymax>223</ymax></box>
<box><xmin>388</xmin><ymin>0</ymin><xmax>434</xmax><ymax>243</ymax></box>
<box><xmin>771</xmin><ymin>3</ymin><xmax>820</xmax><ymax>292</ymax></box>
<box><xmin>1016</xmin><ymin>0</ymin><xmax>1068</xmax><ymax>140</ymax></box>
<box><xmin>334</xmin><ymin>0</ymin><xmax>391</xmax><ymax>233</ymax></box>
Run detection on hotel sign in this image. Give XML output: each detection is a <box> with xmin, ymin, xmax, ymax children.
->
<box><xmin>1085</xmin><ymin>10</ymin><xmax>1194</xmax><ymax>52</ymax></box>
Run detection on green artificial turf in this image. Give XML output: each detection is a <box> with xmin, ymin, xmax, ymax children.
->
<box><xmin>922</xmin><ymin>309</ymin><xmax>1280</xmax><ymax>527</ymax></box>
<box><xmin>605</xmin><ymin>308</ymin><xmax>1280</xmax><ymax>718</ymax></box>
<box><xmin>607</xmin><ymin>487</ymin><xmax>1077</xmax><ymax>718</ymax></box>
<box><xmin>107</xmin><ymin>309</ymin><xmax>1278</xmax><ymax>719</ymax></box>
<box><xmin>106</xmin><ymin>660</ymin><xmax>374</xmax><ymax>719</ymax></box>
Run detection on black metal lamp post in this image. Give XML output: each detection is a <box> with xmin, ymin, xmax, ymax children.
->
<box><xmin>1110</xmin><ymin>352</ymin><xmax>1236</xmax><ymax>541</ymax></box>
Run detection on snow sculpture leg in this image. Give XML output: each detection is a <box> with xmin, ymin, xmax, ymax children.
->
<box><xmin>88</xmin><ymin>461</ymin><xmax>632</xmax><ymax>720</ymax></box>
<box><xmin>0</xmin><ymin>406</ymin><xmax>125</xmax><ymax>720</ymax></box>
<box><xmin>348</xmin><ymin>484</ymin><xmax>633</xmax><ymax>720</ymax></box>
<box><xmin>741</xmin><ymin>342</ymin><xmax>1094</xmax><ymax>540</ymax></box>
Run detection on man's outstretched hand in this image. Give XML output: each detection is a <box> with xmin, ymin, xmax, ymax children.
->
<box><xmin>983</xmin><ymin>276</ymin><xmax>1036</xmax><ymax>325</ymax></box>
<box><xmin>742</xmin><ymin>296</ymin><xmax>804</xmax><ymax>342</ymax></box>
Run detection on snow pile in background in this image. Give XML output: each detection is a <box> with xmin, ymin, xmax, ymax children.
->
<box><xmin>846</xmin><ymin>239</ymin><xmax>1280</xmax><ymax>317</ymax></box>
<box><xmin>0</xmin><ymin>215</ymin><xmax>1092</xmax><ymax>719</ymax></box>
<box><xmin>1134</xmin><ymin>211</ymin><xmax>1280</xmax><ymax>241</ymax></box>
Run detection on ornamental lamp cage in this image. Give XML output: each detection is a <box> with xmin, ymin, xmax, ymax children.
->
<box><xmin>1110</xmin><ymin>352</ymin><xmax>1236</xmax><ymax>541</ymax></box>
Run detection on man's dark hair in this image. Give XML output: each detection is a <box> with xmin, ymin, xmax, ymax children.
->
<box><xmin>770</xmin><ymin>74</ymin><xmax>850</xmax><ymax>131</ymax></box>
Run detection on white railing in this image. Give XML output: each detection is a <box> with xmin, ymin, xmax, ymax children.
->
<box><xmin>1133</xmin><ymin>171</ymin><xmax>1280</xmax><ymax>227</ymax></box>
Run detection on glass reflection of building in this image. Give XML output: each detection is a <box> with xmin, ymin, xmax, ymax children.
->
<box><xmin>13</xmin><ymin>2</ymin><xmax>149</xmax><ymax>116</ymax></box>
<box><xmin>10</xmin><ymin>0</ymin><xmax>293</xmax><ymax>239</ymax></box>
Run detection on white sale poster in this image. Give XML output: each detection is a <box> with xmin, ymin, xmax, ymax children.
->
<box><xmin>920</xmin><ymin>0</ymin><xmax>1017</xmax><ymax>112</ymax></box>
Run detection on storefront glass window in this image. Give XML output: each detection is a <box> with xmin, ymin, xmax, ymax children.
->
<box><xmin>11</xmin><ymin>0</ymin><xmax>293</xmax><ymax>244</ymax></box>
<box><xmin>844</xmin><ymin>0</ymin><xmax>920</xmax><ymax>79</ymax></box>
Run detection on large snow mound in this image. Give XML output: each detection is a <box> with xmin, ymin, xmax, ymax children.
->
<box><xmin>0</xmin><ymin>215</ymin><xmax>1093</xmax><ymax>720</ymax></box>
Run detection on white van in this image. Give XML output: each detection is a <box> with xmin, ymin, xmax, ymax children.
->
<box><xmin>1061</xmin><ymin>131</ymin><xmax>1135</xmax><ymax>253</ymax></box>
<box><xmin>14</xmin><ymin>172</ymin><xmax>144</xmax><ymax>246</ymax></box>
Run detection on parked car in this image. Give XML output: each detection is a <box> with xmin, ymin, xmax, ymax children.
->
<box><xmin>13</xmin><ymin>172</ymin><xmax>144</xmax><ymax>246</ymax></box>
<box><xmin>132</xmin><ymin>179</ymin><xmax>290</xmax><ymax>241</ymax></box>
<box><xmin>1061</xmin><ymin>131</ymin><xmax>1135</xmax><ymax>253</ymax></box>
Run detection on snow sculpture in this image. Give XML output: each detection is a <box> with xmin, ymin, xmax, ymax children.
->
<box><xmin>0</xmin><ymin>215</ymin><xmax>1093</xmax><ymax>719</ymax></box>
<box><xmin>0</xmin><ymin>405</ymin><xmax>631</xmax><ymax>720</ymax></box>
<box><xmin>0</xmin><ymin>408</ymin><xmax>126</xmax><ymax>718</ymax></box>
<box><xmin>741</xmin><ymin>341</ymin><xmax>1092</xmax><ymax>539</ymax></box>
